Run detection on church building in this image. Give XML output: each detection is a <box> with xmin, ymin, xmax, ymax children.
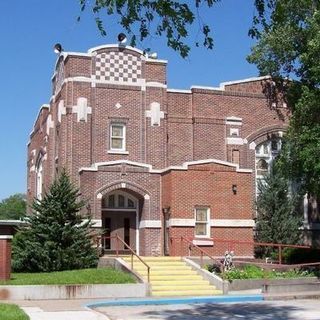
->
<box><xmin>27</xmin><ymin>43</ymin><xmax>289</xmax><ymax>256</ymax></box>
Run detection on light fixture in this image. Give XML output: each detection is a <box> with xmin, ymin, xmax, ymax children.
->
<box><xmin>53</xmin><ymin>43</ymin><xmax>63</xmax><ymax>54</ymax></box>
<box><xmin>232</xmin><ymin>184</ymin><xmax>237</xmax><ymax>195</ymax></box>
<box><xmin>117</xmin><ymin>33</ymin><xmax>127</xmax><ymax>44</ymax></box>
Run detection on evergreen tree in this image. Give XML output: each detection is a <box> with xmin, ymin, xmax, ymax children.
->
<box><xmin>12</xmin><ymin>170</ymin><xmax>98</xmax><ymax>272</ymax></box>
<box><xmin>255</xmin><ymin>163</ymin><xmax>303</xmax><ymax>256</ymax></box>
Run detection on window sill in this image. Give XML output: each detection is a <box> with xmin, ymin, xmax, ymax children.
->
<box><xmin>107</xmin><ymin>150</ymin><xmax>129</xmax><ymax>155</ymax></box>
<box><xmin>193</xmin><ymin>239</ymin><xmax>214</xmax><ymax>246</ymax></box>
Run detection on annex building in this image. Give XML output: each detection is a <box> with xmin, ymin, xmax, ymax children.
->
<box><xmin>27</xmin><ymin>43</ymin><xmax>291</xmax><ymax>257</ymax></box>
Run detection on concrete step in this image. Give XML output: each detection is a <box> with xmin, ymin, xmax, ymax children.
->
<box><xmin>147</xmin><ymin>274</ymin><xmax>205</xmax><ymax>281</ymax></box>
<box><xmin>151</xmin><ymin>279</ymin><xmax>210</xmax><ymax>286</ymax></box>
<box><xmin>122</xmin><ymin>256</ymin><xmax>221</xmax><ymax>297</ymax></box>
<box><xmin>152</xmin><ymin>289</ymin><xmax>222</xmax><ymax>297</ymax></box>
<box><xmin>152</xmin><ymin>284</ymin><xmax>213</xmax><ymax>291</ymax></box>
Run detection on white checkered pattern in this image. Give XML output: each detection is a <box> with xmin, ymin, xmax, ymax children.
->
<box><xmin>95</xmin><ymin>51</ymin><xmax>142</xmax><ymax>83</ymax></box>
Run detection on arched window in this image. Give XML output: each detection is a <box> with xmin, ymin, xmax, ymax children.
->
<box><xmin>35</xmin><ymin>155</ymin><xmax>43</xmax><ymax>200</ymax></box>
<box><xmin>102</xmin><ymin>191</ymin><xmax>137</xmax><ymax>209</ymax></box>
<box><xmin>255</xmin><ymin>136</ymin><xmax>282</xmax><ymax>194</ymax></box>
<box><xmin>256</xmin><ymin>159</ymin><xmax>268</xmax><ymax>176</ymax></box>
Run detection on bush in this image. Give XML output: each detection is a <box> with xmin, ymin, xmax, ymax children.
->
<box><xmin>282</xmin><ymin>247</ymin><xmax>320</xmax><ymax>264</ymax></box>
<box><xmin>222</xmin><ymin>264</ymin><xmax>316</xmax><ymax>281</ymax></box>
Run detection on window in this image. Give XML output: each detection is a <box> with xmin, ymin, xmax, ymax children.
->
<box><xmin>110</xmin><ymin>124</ymin><xmax>125</xmax><ymax>151</ymax></box>
<box><xmin>102</xmin><ymin>192</ymin><xmax>137</xmax><ymax>209</ymax></box>
<box><xmin>195</xmin><ymin>207</ymin><xmax>210</xmax><ymax>237</ymax></box>
<box><xmin>35</xmin><ymin>156</ymin><xmax>43</xmax><ymax>200</ymax></box>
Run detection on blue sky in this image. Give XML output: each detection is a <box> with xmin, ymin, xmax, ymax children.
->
<box><xmin>0</xmin><ymin>0</ymin><xmax>257</xmax><ymax>201</ymax></box>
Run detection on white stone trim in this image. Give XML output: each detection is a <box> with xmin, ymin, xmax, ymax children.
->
<box><xmin>226</xmin><ymin>116</ymin><xmax>243</xmax><ymax>126</ymax></box>
<box><xmin>29</xmin><ymin>104</ymin><xmax>50</xmax><ymax>137</ymax></box>
<box><xmin>166</xmin><ymin>219</ymin><xmax>194</xmax><ymax>227</ymax></box>
<box><xmin>145</xmin><ymin>58</ymin><xmax>168</xmax><ymax>64</ymax></box>
<box><xmin>72</xmin><ymin>97</ymin><xmax>92</xmax><ymax>122</ymax></box>
<box><xmin>58</xmin><ymin>100</ymin><xmax>66</xmax><ymax>123</ymax></box>
<box><xmin>0</xmin><ymin>235</ymin><xmax>13</xmax><ymax>240</ymax></box>
<box><xmin>46</xmin><ymin>114</ymin><xmax>54</xmax><ymax>135</ymax></box>
<box><xmin>249</xmin><ymin>142</ymin><xmax>256</xmax><ymax>150</ymax></box>
<box><xmin>91</xmin><ymin>219</ymin><xmax>102</xmax><ymax>228</ymax></box>
<box><xmin>88</xmin><ymin>44</ymin><xmax>144</xmax><ymax>55</ymax></box>
<box><xmin>146</xmin><ymin>82</ymin><xmax>167</xmax><ymax>89</ymax></box>
<box><xmin>97</xmin><ymin>193</ymin><xmax>103</xmax><ymax>199</ymax></box>
<box><xmin>167</xmin><ymin>89</ymin><xmax>191</xmax><ymax>94</ymax></box>
<box><xmin>139</xmin><ymin>220</ymin><xmax>162</xmax><ymax>228</ymax></box>
<box><xmin>210</xmin><ymin>219</ymin><xmax>255</xmax><ymax>227</ymax></box>
<box><xmin>192</xmin><ymin>239</ymin><xmax>214</xmax><ymax>246</ymax></box>
<box><xmin>79</xmin><ymin>158</ymin><xmax>253</xmax><ymax>174</ymax></box>
<box><xmin>107</xmin><ymin>150</ymin><xmax>129</xmax><ymax>155</ymax></box>
<box><xmin>227</xmin><ymin>137</ymin><xmax>247</xmax><ymax>145</ymax></box>
<box><xmin>220</xmin><ymin>75</ymin><xmax>271</xmax><ymax>89</ymax></box>
<box><xmin>191</xmin><ymin>85</ymin><xmax>223</xmax><ymax>91</ymax></box>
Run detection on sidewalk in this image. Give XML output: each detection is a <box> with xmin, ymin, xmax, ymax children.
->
<box><xmin>2</xmin><ymin>299</ymin><xmax>110</xmax><ymax>320</ymax></box>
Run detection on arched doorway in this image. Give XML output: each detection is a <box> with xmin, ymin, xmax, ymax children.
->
<box><xmin>101</xmin><ymin>190</ymin><xmax>138</xmax><ymax>254</ymax></box>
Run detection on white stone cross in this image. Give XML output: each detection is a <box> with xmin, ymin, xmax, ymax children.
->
<box><xmin>145</xmin><ymin>102</ymin><xmax>164</xmax><ymax>126</ymax></box>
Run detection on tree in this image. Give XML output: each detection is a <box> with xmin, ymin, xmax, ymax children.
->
<box><xmin>248</xmin><ymin>0</ymin><xmax>320</xmax><ymax>196</ymax></box>
<box><xmin>12</xmin><ymin>170</ymin><xmax>98</xmax><ymax>272</ymax></box>
<box><xmin>255</xmin><ymin>163</ymin><xmax>303</xmax><ymax>255</ymax></box>
<box><xmin>0</xmin><ymin>193</ymin><xmax>26</xmax><ymax>220</ymax></box>
<box><xmin>77</xmin><ymin>0</ymin><xmax>218</xmax><ymax>57</ymax></box>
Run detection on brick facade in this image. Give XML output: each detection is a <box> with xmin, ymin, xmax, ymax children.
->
<box><xmin>27</xmin><ymin>44</ymin><xmax>289</xmax><ymax>256</ymax></box>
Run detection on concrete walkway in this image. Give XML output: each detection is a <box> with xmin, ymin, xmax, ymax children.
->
<box><xmin>3</xmin><ymin>292</ymin><xmax>320</xmax><ymax>320</ymax></box>
<box><xmin>1</xmin><ymin>299</ymin><xmax>110</xmax><ymax>320</ymax></box>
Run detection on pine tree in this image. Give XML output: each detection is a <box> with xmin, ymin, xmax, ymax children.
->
<box><xmin>255</xmin><ymin>163</ymin><xmax>303</xmax><ymax>256</ymax></box>
<box><xmin>12</xmin><ymin>170</ymin><xmax>98</xmax><ymax>272</ymax></box>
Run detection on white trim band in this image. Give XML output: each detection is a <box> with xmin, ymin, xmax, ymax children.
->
<box><xmin>139</xmin><ymin>220</ymin><xmax>162</xmax><ymax>228</ymax></box>
<box><xmin>211</xmin><ymin>219</ymin><xmax>255</xmax><ymax>227</ymax></box>
<box><xmin>0</xmin><ymin>236</ymin><xmax>13</xmax><ymax>240</ymax></box>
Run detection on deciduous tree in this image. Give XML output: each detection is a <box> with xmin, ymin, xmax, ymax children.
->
<box><xmin>77</xmin><ymin>0</ymin><xmax>218</xmax><ymax>57</ymax></box>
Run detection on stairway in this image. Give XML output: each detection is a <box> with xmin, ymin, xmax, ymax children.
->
<box><xmin>122</xmin><ymin>256</ymin><xmax>222</xmax><ymax>297</ymax></box>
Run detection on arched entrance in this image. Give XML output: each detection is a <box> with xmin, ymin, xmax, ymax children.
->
<box><xmin>101</xmin><ymin>190</ymin><xmax>139</xmax><ymax>254</ymax></box>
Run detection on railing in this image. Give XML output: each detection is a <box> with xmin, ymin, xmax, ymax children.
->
<box><xmin>101</xmin><ymin>234</ymin><xmax>150</xmax><ymax>282</ymax></box>
<box><xmin>170</xmin><ymin>236</ymin><xmax>313</xmax><ymax>265</ymax></box>
<box><xmin>211</xmin><ymin>238</ymin><xmax>311</xmax><ymax>265</ymax></box>
<box><xmin>171</xmin><ymin>236</ymin><xmax>223</xmax><ymax>268</ymax></box>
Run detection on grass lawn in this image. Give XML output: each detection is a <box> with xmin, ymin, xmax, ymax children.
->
<box><xmin>0</xmin><ymin>268</ymin><xmax>135</xmax><ymax>285</ymax></box>
<box><xmin>0</xmin><ymin>304</ymin><xmax>29</xmax><ymax>320</ymax></box>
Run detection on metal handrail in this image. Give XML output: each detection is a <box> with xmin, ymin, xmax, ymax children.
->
<box><xmin>170</xmin><ymin>236</ymin><xmax>312</xmax><ymax>265</ymax></box>
<box><xmin>179</xmin><ymin>236</ymin><xmax>223</xmax><ymax>268</ymax></box>
<box><xmin>101</xmin><ymin>234</ymin><xmax>150</xmax><ymax>282</ymax></box>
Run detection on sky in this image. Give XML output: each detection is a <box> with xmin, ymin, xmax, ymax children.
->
<box><xmin>0</xmin><ymin>0</ymin><xmax>258</xmax><ymax>201</ymax></box>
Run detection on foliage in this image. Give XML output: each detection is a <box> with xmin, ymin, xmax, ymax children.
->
<box><xmin>248</xmin><ymin>0</ymin><xmax>320</xmax><ymax>196</ymax></box>
<box><xmin>282</xmin><ymin>247</ymin><xmax>320</xmax><ymax>264</ymax></box>
<box><xmin>255</xmin><ymin>163</ymin><xmax>303</xmax><ymax>256</ymax></box>
<box><xmin>77</xmin><ymin>0</ymin><xmax>218</xmax><ymax>57</ymax></box>
<box><xmin>12</xmin><ymin>170</ymin><xmax>98</xmax><ymax>272</ymax></box>
<box><xmin>0</xmin><ymin>304</ymin><xmax>29</xmax><ymax>320</ymax></box>
<box><xmin>0</xmin><ymin>268</ymin><xmax>135</xmax><ymax>285</ymax></box>
<box><xmin>0</xmin><ymin>193</ymin><xmax>26</xmax><ymax>220</ymax></box>
<box><xmin>223</xmin><ymin>264</ymin><xmax>314</xmax><ymax>281</ymax></box>
<box><xmin>205</xmin><ymin>263</ymin><xmax>222</xmax><ymax>274</ymax></box>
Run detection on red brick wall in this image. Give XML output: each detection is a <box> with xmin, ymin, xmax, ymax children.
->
<box><xmin>27</xmin><ymin>45</ymin><xmax>291</xmax><ymax>256</ymax></box>
<box><xmin>0</xmin><ymin>238</ymin><xmax>12</xmax><ymax>280</ymax></box>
